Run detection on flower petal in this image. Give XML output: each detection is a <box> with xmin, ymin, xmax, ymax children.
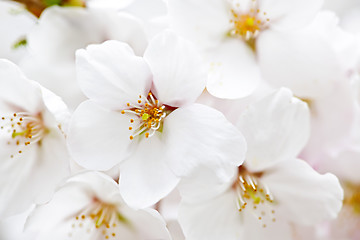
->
<box><xmin>144</xmin><ymin>30</ymin><xmax>207</xmax><ymax>107</ymax></box>
<box><xmin>178</xmin><ymin>191</ymin><xmax>243</xmax><ymax>240</ymax></box>
<box><xmin>25</xmin><ymin>181</ymin><xmax>93</xmax><ymax>232</ymax></box>
<box><xmin>120</xmin><ymin>208</ymin><xmax>172</xmax><ymax>239</ymax></box>
<box><xmin>119</xmin><ymin>134</ymin><xmax>180</xmax><ymax>209</ymax></box>
<box><xmin>262</xmin><ymin>159</ymin><xmax>343</xmax><ymax>225</ymax></box>
<box><xmin>237</xmin><ymin>88</ymin><xmax>310</xmax><ymax>172</ymax></box>
<box><xmin>206</xmin><ymin>39</ymin><xmax>261</xmax><ymax>99</ymax></box>
<box><xmin>0</xmin><ymin>59</ymin><xmax>43</xmax><ymax>114</ymax></box>
<box><xmin>76</xmin><ymin>40</ymin><xmax>152</xmax><ymax>110</ymax></box>
<box><xmin>0</xmin><ymin>145</ymin><xmax>38</xmax><ymax>218</ymax></box>
<box><xmin>67</xmin><ymin>100</ymin><xmax>133</xmax><ymax>171</ymax></box>
<box><xmin>260</xmin><ymin>0</ymin><xmax>323</xmax><ymax>30</ymax></box>
<box><xmin>168</xmin><ymin>0</ymin><xmax>231</xmax><ymax>48</ymax></box>
<box><xmin>178</xmin><ymin>166</ymin><xmax>235</xmax><ymax>204</ymax></box>
<box><xmin>164</xmin><ymin>103</ymin><xmax>247</xmax><ymax>180</ymax></box>
<box><xmin>258</xmin><ymin>30</ymin><xmax>342</xmax><ymax>99</ymax></box>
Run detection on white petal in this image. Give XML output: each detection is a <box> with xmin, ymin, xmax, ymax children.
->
<box><xmin>0</xmin><ymin>126</ymin><xmax>69</xmax><ymax>217</ymax></box>
<box><xmin>25</xmin><ymin>181</ymin><xmax>92</xmax><ymax>232</ymax></box>
<box><xmin>27</xmin><ymin>7</ymin><xmax>106</xmax><ymax>63</ymax></box>
<box><xmin>237</xmin><ymin>88</ymin><xmax>310</xmax><ymax>172</ymax></box>
<box><xmin>29</xmin><ymin>130</ymin><xmax>70</xmax><ymax>204</ymax></box>
<box><xmin>206</xmin><ymin>39</ymin><xmax>261</xmax><ymax>99</ymax></box>
<box><xmin>178</xmin><ymin>191</ymin><xmax>243</xmax><ymax>240</ymax></box>
<box><xmin>104</xmin><ymin>12</ymin><xmax>148</xmax><ymax>56</ymax></box>
<box><xmin>67</xmin><ymin>100</ymin><xmax>133</xmax><ymax>171</ymax></box>
<box><xmin>87</xmin><ymin>0</ymin><xmax>134</xmax><ymax>9</ymax></box>
<box><xmin>164</xmin><ymin>104</ymin><xmax>247</xmax><ymax>180</ymax></box>
<box><xmin>40</xmin><ymin>86</ymin><xmax>71</xmax><ymax>133</ymax></box>
<box><xmin>119</xmin><ymin>134</ymin><xmax>180</xmax><ymax>209</ymax></box>
<box><xmin>241</xmin><ymin>213</ymin><xmax>292</xmax><ymax>240</ymax></box>
<box><xmin>260</xmin><ymin>0</ymin><xmax>323</xmax><ymax>30</ymax></box>
<box><xmin>0</xmin><ymin>145</ymin><xmax>38</xmax><ymax>218</ymax></box>
<box><xmin>120</xmin><ymin>208</ymin><xmax>172</xmax><ymax>239</ymax></box>
<box><xmin>302</xmin><ymin>80</ymin><xmax>357</xmax><ymax>161</ymax></box>
<box><xmin>258</xmin><ymin>30</ymin><xmax>342</xmax><ymax>99</ymax></box>
<box><xmin>76</xmin><ymin>40</ymin><xmax>152</xmax><ymax>110</ymax></box>
<box><xmin>0</xmin><ymin>59</ymin><xmax>43</xmax><ymax>114</ymax></box>
<box><xmin>144</xmin><ymin>30</ymin><xmax>207</xmax><ymax>107</ymax></box>
<box><xmin>178</xmin><ymin>166</ymin><xmax>235</xmax><ymax>204</ymax></box>
<box><xmin>262</xmin><ymin>159</ymin><xmax>343</xmax><ymax>225</ymax></box>
<box><xmin>168</xmin><ymin>0</ymin><xmax>231</xmax><ymax>48</ymax></box>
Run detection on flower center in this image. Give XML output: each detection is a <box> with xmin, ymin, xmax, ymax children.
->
<box><xmin>0</xmin><ymin>112</ymin><xmax>48</xmax><ymax>158</ymax></box>
<box><xmin>228</xmin><ymin>1</ymin><xmax>270</xmax><ymax>50</ymax></box>
<box><xmin>121</xmin><ymin>92</ymin><xmax>170</xmax><ymax>140</ymax></box>
<box><xmin>69</xmin><ymin>198</ymin><xmax>130</xmax><ymax>239</ymax></box>
<box><xmin>233</xmin><ymin>166</ymin><xmax>276</xmax><ymax>227</ymax></box>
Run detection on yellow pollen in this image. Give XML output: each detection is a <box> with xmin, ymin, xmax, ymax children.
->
<box><xmin>122</xmin><ymin>93</ymin><xmax>171</xmax><ymax>140</ymax></box>
<box><xmin>228</xmin><ymin>1</ymin><xmax>270</xmax><ymax>49</ymax></box>
<box><xmin>233</xmin><ymin>166</ymin><xmax>276</xmax><ymax>226</ymax></box>
<box><xmin>69</xmin><ymin>199</ymin><xmax>131</xmax><ymax>238</ymax></box>
<box><xmin>0</xmin><ymin>112</ymin><xmax>48</xmax><ymax>158</ymax></box>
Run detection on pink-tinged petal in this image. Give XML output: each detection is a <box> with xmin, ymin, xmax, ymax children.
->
<box><xmin>76</xmin><ymin>40</ymin><xmax>152</xmax><ymax>110</ymax></box>
<box><xmin>206</xmin><ymin>39</ymin><xmax>261</xmax><ymax>99</ymax></box>
<box><xmin>258</xmin><ymin>30</ymin><xmax>342</xmax><ymax>99</ymax></box>
<box><xmin>302</xmin><ymin>80</ymin><xmax>357</xmax><ymax>163</ymax></box>
<box><xmin>263</xmin><ymin>159</ymin><xmax>343</xmax><ymax>225</ymax></box>
<box><xmin>178</xmin><ymin>191</ymin><xmax>243</xmax><ymax>240</ymax></box>
<box><xmin>237</xmin><ymin>88</ymin><xmax>310</xmax><ymax>172</ymax></box>
<box><xmin>67</xmin><ymin>100</ymin><xmax>133</xmax><ymax>171</ymax></box>
<box><xmin>0</xmin><ymin>60</ymin><xmax>43</xmax><ymax>114</ymax></box>
<box><xmin>144</xmin><ymin>30</ymin><xmax>207</xmax><ymax>107</ymax></box>
<box><xmin>163</xmin><ymin>104</ymin><xmax>247</xmax><ymax>180</ymax></box>
<box><xmin>260</xmin><ymin>0</ymin><xmax>323</xmax><ymax>30</ymax></box>
<box><xmin>168</xmin><ymin>0</ymin><xmax>231</xmax><ymax>48</ymax></box>
<box><xmin>119</xmin><ymin>134</ymin><xmax>180</xmax><ymax>209</ymax></box>
<box><xmin>321</xmin><ymin>149</ymin><xmax>360</xmax><ymax>184</ymax></box>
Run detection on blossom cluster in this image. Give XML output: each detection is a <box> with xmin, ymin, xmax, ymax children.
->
<box><xmin>0</xmin><ymin>0</ymin><xmax>359</xmax><ymax>239</ymax></box>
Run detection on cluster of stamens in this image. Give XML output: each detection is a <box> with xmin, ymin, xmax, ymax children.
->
<box><xmin>121</xmin><ymin>92</ymin><xmax>167</xmax><ymax>140</ymax></box>
<box><xmin>233</xmin><ymin>166</ymin><xmax>276</xmax><ymax>227</ymax></box>
<box><xmin>69</xmin><ymin>198</ymin><xmax>130</xmax><ymax>239</ymax></box>
<box><xmin>0</xmin><ymin>112</ymin><xmax>47</xmax><ymax>158</ymax></box>
<box><xmin>229</xmin><ymin>0</ymin><xmax>270</xmax><ymax>47</ymax></box>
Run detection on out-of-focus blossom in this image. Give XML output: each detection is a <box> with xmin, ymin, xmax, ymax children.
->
<box><xmin>0</xmin><ymin>1</ymin><xmax>35</xmax><ymax>63</ymax></box>
<box><xmin>26</xmin><ymin>171</ymin><xmax>172</xmax><ymax>240</ymax></box>
<box><xmin>0</xmin><ymin>59</ymin><xmax>70</xmax><ymax>218</ymax></box>
<box><xmin>167</xmin><ymin>0</ymin><xmax>323</xmax><ymax>99</ymax></box>
<box><xmin>20</xmin><ymin>6</ymin><xmax>148</xmax><ymax>110</ymax></box>
<box><xmin>67</xmin><ymin>31</ymin><xmax>247</xmax><ymax>208</ymax></box>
